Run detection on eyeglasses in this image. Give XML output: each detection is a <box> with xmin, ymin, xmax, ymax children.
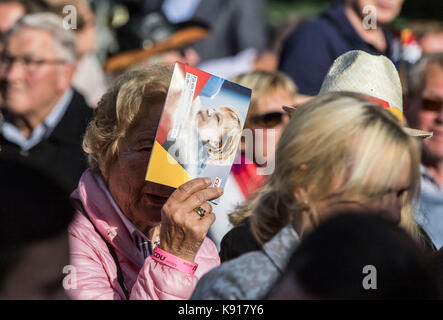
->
<box><xmin>249</xmin><ymin>111</ymin><xmax>288</xmax><ymax>128</ymax></box>
<box><xmin>421</xmin><ymin>98</ymin><xmax>443</xmax><ymax>112</ymax></box>
<box><xmin>0</xmin><ymin>54</ymin><xmax>68</xmax><ymax>73</ymax></box>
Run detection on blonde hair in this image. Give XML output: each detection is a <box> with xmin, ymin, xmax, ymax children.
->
<box><xmin>230</xmin><ymin>92</ymin><xmax>421</xmax><ymax>246</ymax></box>
<box><xmin>231</xmin><ymin>70</ymin><xmax>297</xmax><ymax>125</ymax></box>
<box><xmin>83</xmin><ymin>65</ymin><xmax>172</xmax><ymax>177</ymax></box>
<box><xmin>206</xmin><ymin>106</ymin><xmax>242</xmax><ymax>164</ymax></box>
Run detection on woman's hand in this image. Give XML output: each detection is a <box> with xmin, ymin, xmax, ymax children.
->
<box><xmin>159</xmin><ymin>178</ymin><xmax>223</xmax><ymax>263</ymax></box>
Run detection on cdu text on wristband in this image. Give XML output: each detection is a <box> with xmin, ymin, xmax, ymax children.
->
<box><xmin>151</xmin><ymin>247</ymin><xmax>198</xmax><ymax>275</ymax></box>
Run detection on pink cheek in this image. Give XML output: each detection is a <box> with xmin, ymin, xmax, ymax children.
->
<box><xmin>25</xmin><ymin>72</ymin><xmax>43</xmax><ymax>86</ymax></box>
<box><xmin>418</xmin><ymin>112</ymin><xmax>436</xmax><ymax>129</ymax></box>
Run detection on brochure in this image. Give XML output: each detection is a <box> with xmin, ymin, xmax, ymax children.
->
<box><xmin>145</xmin><ymin>62</ymin><xmax>251</xmax><ymax>204</ymax></box>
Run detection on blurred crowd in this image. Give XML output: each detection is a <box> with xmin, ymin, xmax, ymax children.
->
<box><xmin>0</xmin><ymin>0</ymin><xmax>442</xmax><ymax>300</ymax></box>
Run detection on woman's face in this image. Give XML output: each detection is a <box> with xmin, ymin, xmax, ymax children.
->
<box><xmin>246</xmin><ymin>89</ymin><xmax>294</xmax><ymax>166</ymax></box>
<box><xmin>313</xmin><ymin>153</ymin><xmax>411</xmax><ymax>227</ymax></box>
<box><xmin>356</xmin><ymin>0</ymin><xmax>404</xmax><ymax>24</ymax></box>
<box><xmin>102</xmin><ymin>104</ymin><xmax>175</xmax><ymax>233</ymax></box>
<box><xmin>196</xmin><ymin>107</ymin><xmax>236</xmax><ymax>150</ymax></box>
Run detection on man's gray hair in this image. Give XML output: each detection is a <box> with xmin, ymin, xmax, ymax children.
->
<box><xmin>13</xmin><ymin>12</ymin><xmax>77</xmax><ymax>63</ymax></box>
<box><xmin>409</xmin><ymin>53</ymin><xmax>443</xmax><ymax>95</ymax></box>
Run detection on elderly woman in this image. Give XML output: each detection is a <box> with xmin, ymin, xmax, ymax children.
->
<box><xmin>66</xmin><ymin>66</ymin><xmax>221</xmax><ymax>300</ymax></box>
<box><xmin>191</xmin><ymin>92</ymin><xmax>423</xmax><ymax>299</ymax></box>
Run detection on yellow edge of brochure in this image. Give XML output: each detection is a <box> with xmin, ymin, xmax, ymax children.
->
<box><xmin>145</xmin><ymin>141</ymin><xmax>192</xmax><ymax>188</ymax></box>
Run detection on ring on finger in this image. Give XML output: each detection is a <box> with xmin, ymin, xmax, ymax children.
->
<box><xmin>193</xmin><ymin>206</ymin><xmax>206</xmax><ymax>218</ymax></box>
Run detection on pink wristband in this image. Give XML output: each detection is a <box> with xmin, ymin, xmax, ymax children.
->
<box><xmin>151</xmin><ymin>247</ymin><xmax>198</xmax><ymax>275</ymax></box>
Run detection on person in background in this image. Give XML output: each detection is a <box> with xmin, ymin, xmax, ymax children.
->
<box><xmin>48</xmin><ymin>0</ymin><xmax>108</xmax><ymax>107</ymax></box>
<box><xmin>161</xmin><ymin>0</ymin><xmax>268</xmax><ymax>64</ymax></box>
<box><xmin>191</xmin><ymin>92</ymin><xmax>423</xmax><ymax>300</ymax></box>
<box><xmin>266</xmin><ymin>213</ymin><xmax>440</xmax><ymax>300</ymax></box>
<box><xmin>410</xmin><ymin>21</ymin><xmax>443</xmax><ymax>55</ymax></box>
<box><xmin>0</xmin><ymin>13</ymin><xmax>92</xmax><ymax>192</ymax></box>
<box><xmin>213</xmin><ymin>70</ymin><xmax>298</xmax><ymax>255</ymax></box>
<box><xmin>67</xmin><ymin>65</ymin><xmax>220</xmax><ymax>300</ymax></box>
<box><xmin>0</xmin><ymin>0</ymin><xmax>49</xmax><ymax>75</ymax></box>
<box><xmin>279</xmin><ymin>0</ymin><xmax>404</xmax><ymax>97</ymax></box>
<box><xmin>217</xmin><ymin>50</ymin><xmax>435</xmax><ymax>263</ymax></box>
<box><xmin>0</xmin><ymin>0</ymin><xmax>25</xmax><ymax>38</ymax></box>
<box><xmin>407</xmin><ymin>53</ymin><xmax>443</xmax><ymax>249</ymax></box>
<box><xmin>0</xmin><ymin>158</ymin><xmax>75</xmax><ymax>299</ymax></box>
<box><xmin>0</xmin><ymin>0</ymin><xmax>48</xmax><ymax>36</ymax></box>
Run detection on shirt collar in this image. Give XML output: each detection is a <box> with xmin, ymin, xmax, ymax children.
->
<box><xmin>43</xmin><ymin>88</ymin><xmax>73</xmax><ymax>136</ymax></box>
<box><xmin>1</xmin><ymin>88</ymin><xmax>73</xmax><ymax>150</ymax></box>
<box><xmin>323</xmin><ymin>3</ymin><xmax>363</xmax><ymax>44</ymax></box>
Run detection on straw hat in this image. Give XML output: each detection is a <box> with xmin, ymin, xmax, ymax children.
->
<box><xmin>285</xmin><ymin>50</ymin><xmax>432</xmax><ymax>138</ymax></box>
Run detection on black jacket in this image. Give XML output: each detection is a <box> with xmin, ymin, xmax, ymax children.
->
<box><xmin>279</xmin><ymin>3</ymin><xmax>398</xmax><ymax>96</ymax></box>
<box><xmin>220</xmin><ymin>218</ymin><xmax>436</xmax><ymax>263</ymax></box>
<box><xmin>219</xmin><ymin>217</ymin><xmax>261</xmax><ymax>262</ymax></box>
<box><xmin>0</xmin><ymin>90</ymin><xmax>93</xmax><ymax>192</ymax></box>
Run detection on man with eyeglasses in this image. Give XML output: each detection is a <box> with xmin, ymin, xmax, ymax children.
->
<box><xmin>407</xmin><ymin>53</ymin><xmax>443</xmax><ymax>249</ymax></box>
<box><xmin>0</xmin><ymin>12</ymin><xmax>92</xmax><ymax>192</ymax></box>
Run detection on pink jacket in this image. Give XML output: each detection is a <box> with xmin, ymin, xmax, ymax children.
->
<box><xmin>67</xmin><ymin>170</ymin><xmax>220</xmax><ymax>300</ymax></box>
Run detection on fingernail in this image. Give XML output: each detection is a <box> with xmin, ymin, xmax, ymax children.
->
<box><xmin>218</xmin><ymin>187</ymin><xmax>224</xmax><ymax>194</ymax></box>
<box><xmin>205</xmin><ymin>178</ymin><xmax>211</xmax><ymax>184</ymax></box>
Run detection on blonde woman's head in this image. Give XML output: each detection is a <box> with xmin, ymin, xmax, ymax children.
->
<box><xmin>232</xmin><ymin>92</ymin><xmax>421</xmax><ymax>246</ymax></box>
<box><xmin>231</xmin><ymin>70</ymin><xmax>297</xmax><ymax>164</ymax></box>
<box><xmin>196</xmin><ymin>106</ymin><xmax>242</xmax><ymax>164</ymax></box>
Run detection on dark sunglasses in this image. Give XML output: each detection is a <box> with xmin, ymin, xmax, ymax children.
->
<box><xmin>249</xmin><ymin>111</ymin><xmax>287</xmax><ymax>128</ymax></box>
<box><xmin>421</xmin><ymin>98</ymin><xmax>443</xmax><ymax>112</ymax></box>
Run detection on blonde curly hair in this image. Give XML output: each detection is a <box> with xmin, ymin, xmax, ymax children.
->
<box><xmin>82</xmin><ymin>65</ymin><xmax>172</xmax><ymax>177</ymax></box>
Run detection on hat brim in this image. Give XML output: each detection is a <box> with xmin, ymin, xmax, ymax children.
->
<box><xmin>282</xmin><ymin>105</ymin><xmax>296</xmax><ymax>114</ymax></box>
<box><xmin>403</xmin><ymin>127</ymin><xmax>433</xmax><ymax>139</ymax></box>
<box><xmin>282</xmin><ymin>106</ymin><xmax>433</xmax><ymax>139</ymax></box>
<box><xmin>104</xmin><ymin>26</ymin><xmax>210</xmax><ymax>73</ymax></box>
